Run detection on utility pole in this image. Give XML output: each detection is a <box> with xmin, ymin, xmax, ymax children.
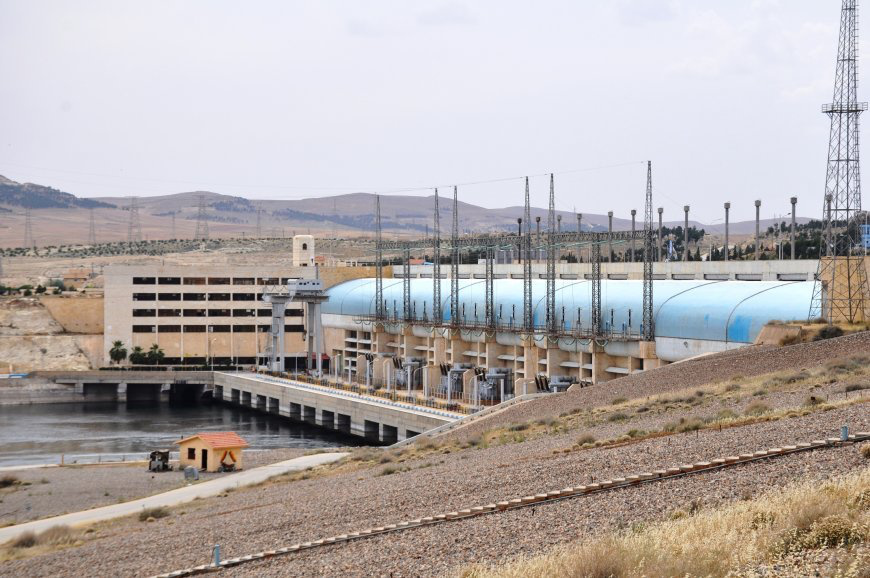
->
<box><xmin>256</xmin><ymin>205</ymin><xmax>262</xmax><ymax>239</ymax></box>
<box><xmin>724</xmin><ymin>202</ymin><xmax>731</xmax><ymax>261</ymax></box>
<box><xmin>607</xmin><ymin>211</ymin><xmax>613</xmax><ymax>262</ymax></box>
<box><xmin>24</xmin><ymin>207</ymin><xmax>35</xmax><ymax>249</ymax></box>
<box><xmin>683</xmin><ymin>205</ymin><xmax>690</xmax><ymax>261</ymax></box>
<box><xmin>546</xmin><ymin>174</ymin><xmax>557</xmax><ymax>334</ymax></box>
<box><xmin>432</xmin><ymin>189</ymin><xmax>441</xmax><ymax>323</ymax></box>
<box><xmin>517</xmin><ymin>218</ymin><xmax>523</xmax><ymax>263</ymax></box>
<box><xmin>576</xmin><ymin>213</ymin><xmax>583</xmax><ymax>262</ymax></box>
<box><xmin>171</xmin><ymin>212</ymin><xmax>176</xmax><ymax>240</ymax></box>
<box><xmin>375</xmin><ymin>195</ymin><xmax>384</xmax><ymax>320</ymax></box>
<box><xmin>790</xmin><ymin>197</ymin><xmax>798</xmax><ymax>260</ymax></box>
<box><xmin>523</xmin><ymin>178</ymin><xmax>533</xmax><ymax>332</ymax></box>
<box><xmin>451</xmin><ymin>186</ymin><xmax>460</xmax><ymax>328</ymax></box>
<box><xmin>630</xmin><ymin>209</ymin><xmax>636</xmax><ymax>262</ymax></box>
<box><xmin>755</xmin><ymin>200</ymin><xmax>761</xmax><ymax>260</ymax></box>
<box><xmin>88</xmin><ymin>208</ymin><xmax>97</xmax><ymax>245</ymax></box>
<box><xmin>642</xmin><ymin>161</ymin><xmax>655</xmax><ymax>341</ymax></box>
<box><xmin>127</xmin><ymin>197</ymin><xmax>142</xmax><ymax>244</ymax></box>
<box><xmin>195</xmin><ymin>195</ymin><xmax>209</xmax><ymax>241</ymax></box>
<box><xmin>657</xmin><ymin>207</ymin><xmax>663</xmax><ymax>262</ymax></box>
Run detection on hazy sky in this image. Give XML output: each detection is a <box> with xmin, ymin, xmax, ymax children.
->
<box><xmin>0</xmin><ymin>1</ymin><xmax>856</xmax><ymax>223</ymax></box>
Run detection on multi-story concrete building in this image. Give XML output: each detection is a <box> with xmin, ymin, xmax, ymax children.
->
<box><xmin>103</xmin><ymin>264</ymin><xmax>377</xmax><ymax>369</ymax></box>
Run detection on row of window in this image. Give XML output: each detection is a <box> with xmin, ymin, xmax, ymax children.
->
<box><xmin>132</xmin><ymin>277</ymin><xmax>296</xmax><ymax>286</ymax></box>
<box><xmin>132</xmin><ymin>309</ymin><xmax>304</xmax><ymax>318</ymax></box>
<box><xmin>132</xmin><ymin>324</ymin><xmax>305</xmax><ymax>333</ymax></box>
<box><xmin>132</xmin><ymin>293</ymin><xmax>291</xmax><ymax>302</ymax></box>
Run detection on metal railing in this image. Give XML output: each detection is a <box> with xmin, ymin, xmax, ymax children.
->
<box><xmin>240</xmin><ymin>371</ymin><xmax>476</xmax><ymax>417</ymax></box>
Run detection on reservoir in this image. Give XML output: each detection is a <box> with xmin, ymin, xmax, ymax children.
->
<box><xmin>0</xmin><ymin>402</ymin><xmax>363</xmax><ymax>468</ymax></box>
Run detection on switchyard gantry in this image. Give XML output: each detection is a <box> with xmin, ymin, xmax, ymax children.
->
<box><xmin>362</xmin><ymin>168</ymin><xmax>656</xmax><ymax>344</ymax></box>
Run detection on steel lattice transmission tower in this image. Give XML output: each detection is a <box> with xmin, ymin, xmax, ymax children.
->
<box><xmin>374</xmin><ymin>195</ymin><xmax>384</xmax><ymax>320</ymax></box>
<box><xmin>642</xmin><ymin>161</ymin><xmax>655</xmax><ymax>340</ymax></box>
<box><xmin>522</xmin><ymin>177</ymin><xmax>533</xmax><ymax>332</ymax></box>
<box><xmin>88</xmin><ymin>208</ymin><xmax>97</xmax><ymax>245</ymax></box>
<box><xmin>432</xmin><ymin>189</ymin><xmax>442</xmax><ymax>324</ymax></box>
<box><xmin>810</xmin><ymin>0</ymin><xmax>870</xmax><ymax>323</ymax></box>
<box><xmin>545</xmin><ymin>174</ymin><xmax>557</xmax><ymax>334</ymax></box>
<box><xmin>194</xmin><ymin>195</ymin><xmax>210</xmax><ymax>241</ymax></box>
<box><xmin>450</xmin><ymin>186</ymin><xmax>460</xmax><ymax>327</ymax></box>
<box><xmin>24</xmin><ymin>207</ymin><xmax>35</xmax><ymax>249</ymax></box>
<box><xmin>127</xmin><ymin>197</ymin><xmax>142</xmax><ymax>243</ymax></box>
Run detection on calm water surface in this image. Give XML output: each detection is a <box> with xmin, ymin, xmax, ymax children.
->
<box><xmin>0</xmin><ymin>402</ymin><xmax>362</xmax><ymax>467</ymax></box>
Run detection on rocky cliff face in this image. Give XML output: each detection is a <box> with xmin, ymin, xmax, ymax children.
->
<box><xmin>0</xmin><ymin>297</ymin><xmax>96</xmax><ymax>372</ymax></box>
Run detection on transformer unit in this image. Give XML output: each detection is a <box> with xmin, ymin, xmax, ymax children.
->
<box><xmin>478</xmin><ymin>367</ymin><xmax>514</xmax><ymax>402</ymax></box>
<box><xmin>547</xmin><ymin>375</ymin><xmax>576</xmax><ymax>393</ymax></box>
<box><xmin>394</xmin><ymin>357</ymin><xmax>424</xmax><ymax>390</ymax></box>
<box><xmin>437</xmin><ymin>363</ymin><xmax>473</xmax><ymax>397</ymax></box>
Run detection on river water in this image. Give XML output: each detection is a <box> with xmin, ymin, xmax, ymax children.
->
<box><xmin>0</xmin><ymin>402</ymin><xmax>362</xmax><ymax>467</ymax></box>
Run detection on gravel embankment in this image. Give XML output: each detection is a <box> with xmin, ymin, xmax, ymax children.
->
<box><xmin>440</xmin><ymin>331</ymin><xmax>870</xmax><ymax>442</ymax></box>
<box><xmin>237</xmin><ymin>448</ymin><xmax>869</xmax><ymax>577</ymax></box>
<box><xmin>4</xmin><ymin>403</ymin><xmax>867</xmax><ymax>578</ymax></box>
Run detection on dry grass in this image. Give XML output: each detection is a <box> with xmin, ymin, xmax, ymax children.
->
<box><xmin>0</xmin><ymin>525</ymin><xmax>82</xmax><ymax>562</ymax></box>
<box><xmin>138</xmin><ymin>507</ymin><xmax>169</xmax><ymax>522</ymax></box>
<box><xmin>462</xmin><ymin>466</ymin><xmax>870</xmax><ymax>578</ymax></box>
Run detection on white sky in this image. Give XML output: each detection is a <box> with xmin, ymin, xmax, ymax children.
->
<box><xmin>0</xmin><ymin>0</ymin><xmax>855</xmax><ymax>223</ymax></box>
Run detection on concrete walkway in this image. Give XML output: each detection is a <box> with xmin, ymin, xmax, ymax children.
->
<box><xmin>0</xmin><ymin>452</ymin><xmax>348</xmax><ymax>544</ymax></box>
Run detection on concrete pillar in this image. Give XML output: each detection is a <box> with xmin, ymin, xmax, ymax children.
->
<box><xmin>629</xmin><ymin>209</ymin><xmax>636</xmax><ymax>262</ymax></box>
<box><xmin>683</xmin><ymin>205</ymin><xmax>689</xmax><ymax>262</ymax></box>
<box><xmin>755</xmin><ymin>200</ymin><xmax>761</xmax><ymax>260</ymax></box>
<box><xmin>607</xmin><ymin>211</ymin><xmax>613</xmax><ymax>262</ymax></box>
<box><xmin>657</xmin><ymin>207</ymin><xmax>663</xmax><ymax>262</ymax></box>
<box><xmin>790</xmin><ymin>196</ymin><xmax>797</xmax><ymax>260</ymax></box>
<box><xmin>117</xmin><ymin>382</ymin><xmax>127</xmax><ymax>403</ymax></box>
<box><xmin>724</xmin><ymin>202</ymin><xmax>730</xmax><ymax>261</ymax></box>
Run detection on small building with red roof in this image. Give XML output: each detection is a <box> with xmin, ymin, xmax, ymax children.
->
<box><xmin>175</xmin><ymin>431</ymin><xmax>249</xmax><ymax>472</ymax></box>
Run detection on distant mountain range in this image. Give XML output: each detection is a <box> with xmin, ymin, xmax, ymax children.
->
<box><xmin>0</xmin><ymin>175</ymin><xmax>812</xmax><ymax>249</ymax></box>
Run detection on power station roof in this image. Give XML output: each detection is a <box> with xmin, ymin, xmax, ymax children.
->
<box><xmin>323</xmin><ymin>278</ymin><xmax>813</xmax><ymax>344</ymax></box>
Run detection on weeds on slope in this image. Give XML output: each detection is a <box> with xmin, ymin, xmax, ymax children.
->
<box><xmin>461</xmin><ymin>462</ymin><xmax>870</xmax><ymax>578</ymax></box>
<box><xmin>0</xmin><ymin>525</ymin><xmax>84</xmax><ymax>562</ymax></box>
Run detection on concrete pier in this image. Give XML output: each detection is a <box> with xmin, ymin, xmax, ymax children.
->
<box><xmin>214</xmin><ymin>373</ymin><xmax>456</xmax><ymax>443</ymax></box>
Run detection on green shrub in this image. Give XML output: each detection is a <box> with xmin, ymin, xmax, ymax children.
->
<box><xmin>813</xmin><ymin>325</ymin><xmax>844</xmax><ymax>341</ymax></box>
<box><xmin>611</xmin><ymin>397</ymin><xmax>627</xmax><ymax>405</ymax></box>
<box><xmin>607</xmin><ymin>413</ymin><xmax>628</xmax><ymax>422</ymax></box>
